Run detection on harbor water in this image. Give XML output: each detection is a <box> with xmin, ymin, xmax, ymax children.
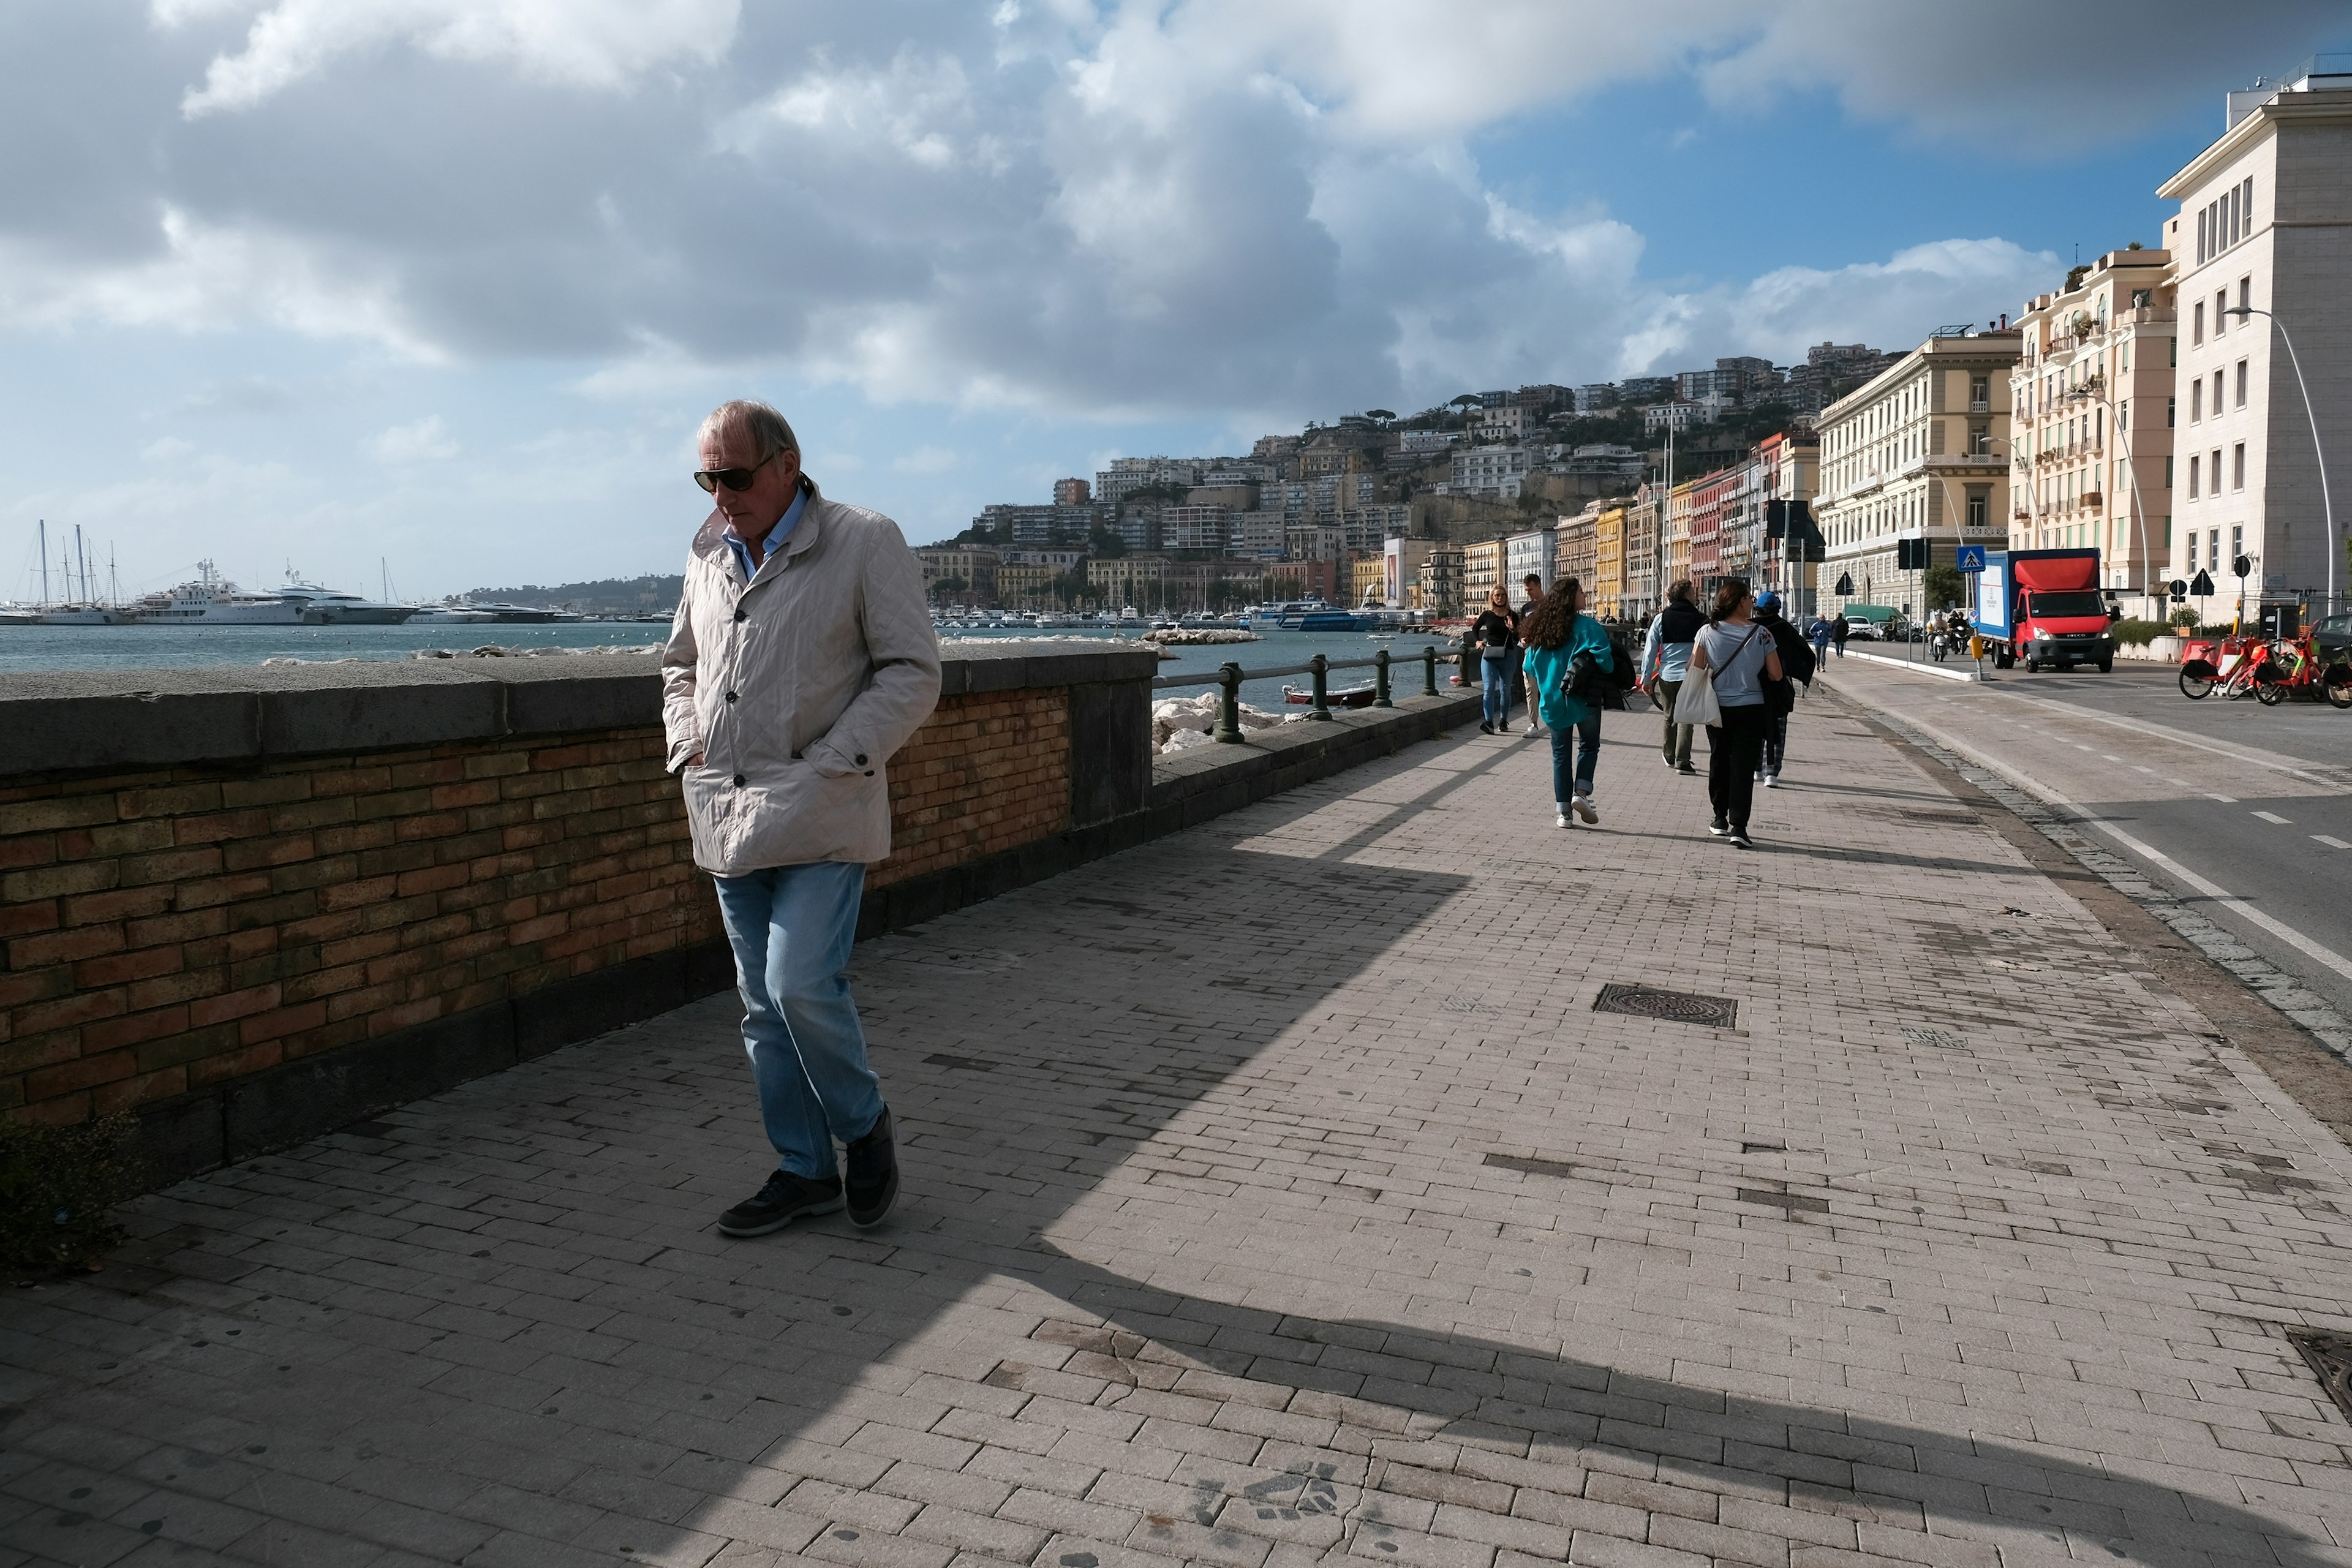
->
<box><xmin>0</xmin><ymin>623</ymin><xmax>1464</xmax><ymax>714</ymax></box>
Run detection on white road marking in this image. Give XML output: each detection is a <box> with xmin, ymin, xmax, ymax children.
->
<box><xmin>2102</xmin><ymin>755</ymin><xmax>2123</xmax><ymax>762</ymax></box>
<box><xmin>2209</xmin><ymin>793</ymin><xmax>2239</xmax><ymax>803</ymax></box>
<box><xmin>2254</xmin><ymin>810</ymin><xmax>2293</xmax><ymax>824</ymax></box>
<box><xmin>1977</xmin><ymin>685</ymin><xmax>2348</xmax><ymax>789</ymax></box>
<box><xmin>1879</xmin><ymin>709</ymin><xmax>2352</xmax><ymax>986</ymax></box>
<box><xmin>2315</xmin><ymin>836</ymin><xmax>2352</xmax><ymax>850</ymax></box>
<box><xmin>2134</xmin><ymin>766</ymin><xmax>2157</xmax><ymax>774</ymax></box>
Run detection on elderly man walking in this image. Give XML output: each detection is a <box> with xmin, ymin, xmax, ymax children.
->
<box><xmin>662</xmin><ymin>399</ymin><xmax>941</xmax><ymax>1237</ymax></box>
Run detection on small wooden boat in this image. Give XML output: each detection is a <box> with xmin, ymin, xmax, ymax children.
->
<box><xmin>1283</xmin><ymin>682</ymin><xmax>1377</xmax><ymax>709</ymax></box>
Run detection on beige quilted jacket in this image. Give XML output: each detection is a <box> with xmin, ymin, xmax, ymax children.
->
<box><xmin>661</xmin><ymin>480</ymin><xmax>941</xmax><ymax>875</ymax></box>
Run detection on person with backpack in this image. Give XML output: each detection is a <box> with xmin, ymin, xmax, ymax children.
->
<box><xmin>1518</xmin><ymin>576</ymin><xmax>1613</xmax><ymax>827</ymax></box>
<box><xmin>1686</xmin><ymin>579</ymin><xmax>1784</xmax><ymax>849</ymax></box>
<box><xmin>1831</xmin><ymin>612</ymin><xmax>1850</xmax><ymax>658</ymax></box>
<box><xmin>1754</xmin><ymin>590</ymin><xmax>1815</xmax><ymax>788</ymax></box>
<box><xmin>1640</xmin><ymin>580</ymin><xmax>1704</xmax><ymax>775</ymax></box>
<box><xmin>1472</xmin><ymin>586</ymin><xmax>1518</xmax><ymax>734</ymax></box>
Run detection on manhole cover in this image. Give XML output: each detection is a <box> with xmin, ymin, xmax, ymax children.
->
<box><xmin>2288</xmin><ymin>1330</ymin><xmax>2352</xmax><ymax>1423</ymax></box>
<box><xmin>1902</xmin><ymin>1027</ymin><xmax>1968</xmax><ymax>1052</ymax></box>
<box><xmin>1593</xmin><ymin>984</ymin><xmax>1736</xmax><ymax>1029</ymax></box>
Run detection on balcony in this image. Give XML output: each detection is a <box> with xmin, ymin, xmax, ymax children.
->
<box><xmin>2083</xmin><ymin>491</ymin><xmax>2105</xmax><ymax>510</ymax></box>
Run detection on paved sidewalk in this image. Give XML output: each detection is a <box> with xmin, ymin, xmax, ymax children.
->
<box><xmin>11</xmin><ymin>691</ymin><xmax>2352</xmax><ymax>1568</ymax></box>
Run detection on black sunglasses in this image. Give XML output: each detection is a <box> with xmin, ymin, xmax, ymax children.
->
<box><xmin>693</xmin><ymin>453</ymin><xmax>777</xmax><ymax>493</ymax></box>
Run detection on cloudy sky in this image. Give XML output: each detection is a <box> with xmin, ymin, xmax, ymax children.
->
<box><xmin>1</xmin><ymin>1</ymin><xmax>2344</xmax><ymax>598</ymax></box>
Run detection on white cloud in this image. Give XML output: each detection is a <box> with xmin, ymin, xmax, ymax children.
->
<box><xmin>893</xmin><ymin>446</ymin><xmax>958</xmax><ymax>475</ymax></box>
<box><xmin>158</xmin><ymin>0</ymin><xmax>741</xmax><ymax>118</ymax></box>
<box><xmin>368</xmin><ymin>415</ymin><xmax>458</xmax><ymax>462</ymax></box>
<box><xmin>143</xmin><ymin>435</ymin><xmax>197</xmax><ymax>461</ymax></box>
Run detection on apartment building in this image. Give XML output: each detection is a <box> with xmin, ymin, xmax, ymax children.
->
<box><xmin>1449</xmin><ymin>445</ymin><xmax>1531</xmax><ymax>498</ymax></box>
<box><xmin>1085</xmin><ymin>555</ymin><xmax>1167</xmax><ymax>603</ymax></box>
<box><xmin>1419</xmin><ymin>545</ymin><xmax>1465</xmax><ymax>619</ymax></box>
<box><xmin>1619</xmin><ymin>489</ymin><xmax>1660</xmax><ymax>618</ymax></box>
<box><xmin>1644</xmin><ymin>402</ymin><xmax>1702</xmax><ymax>435</ymax></box>
<box><xmin>1232</xmin><ymin>510</ymin><xmax>1286</xmax><ymax>559</ymax></box>
<box><xmin>1351</xmin><ymin>557</ymin><xmax>1387</xmax><ymax>607</ymax></box>
<box><xmin>1686</xmin><ymin>469</ymin><xmax>1733</xmax><ymax>595</ymax></box>
<box><xmin>1817</xmin><ymin>330</ymin><xmax>2020</xmax><ymax>618</ymax></box>
<box><xmin>1592</xmin><ymin>507</ymin><xmax>1628</xmax><ymax>617</ymax></box>
<box><xmin>1160</xmin><ymin>505</ymin><xmax>1232</xmax><ymax>554</ymax></box>
<box><xmin>2010</xmin><ymin>247</ymin><xmax>2177</xmax><ymax>613</ymax></box>
<box><xmin>1555</xmin><ymin>505</ymin><xmax>1599</xmax><ymax>594</ymax></box>
<box><xmin>1463</xmin><ymin>538</ymin><xmax>1506</xmax><ymax>610</ymax></box>
<box><xmin>1052</xmin><ymin>477</ymin><xmax>1091</xmax><ymax>505</ymax></box>
<box><xmin>1663</xmin><ymin>476</ymin><xmax>1691</xmax><ymax>592</ymax></box>
<box><xmin>993</xmin><ymin>560</ymin><xmax>1058</xmax><ymax>608</ymax></box>
<box><xmin>1505</xmin><ymin>526</ymin><xmax>1556</xmax><ymax>605</ymax></box>
<box><xmin>913</xmin><ymin>545</ymin><xmax>999</xmax><ymax>606</ymax></box>
<box><xmin>1758</xmin><ymin>430</ymin><xmax>1822</xmax><ymax>609</ymax></box>
<box><xmin>2155</xmin><ymin>57</ymin><xmax>2352</xmax><ymax>612</ymax></box>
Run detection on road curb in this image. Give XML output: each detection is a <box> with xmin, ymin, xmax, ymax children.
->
<box><xmin>1835</xmin><ymin>647</ymin><xmax>1986</xmax><ymax>682</ymax></box>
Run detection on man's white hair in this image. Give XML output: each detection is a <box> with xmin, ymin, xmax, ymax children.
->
<box><xmin>699</xmin><ymin>399</ymin><xmax>798</xmax><ymax>463</ymax></box>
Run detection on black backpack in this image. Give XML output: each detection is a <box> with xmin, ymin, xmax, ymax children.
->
<box><xmin>1606</xmin><ymin>630</ymin><xmax>1640</xmax><ymax>691</ymax></box>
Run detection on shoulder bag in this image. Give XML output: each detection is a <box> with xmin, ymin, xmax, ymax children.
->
<box><xmin>1674</xmin><ymin>625</ymin><xmax>1760</xmax><ymax>728</ymax></box>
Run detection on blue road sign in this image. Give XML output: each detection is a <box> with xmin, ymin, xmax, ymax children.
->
<box><xmin>1956</xmin><ymin>546</ymin><xmax>1987</xmax><ymax>573</ymax></box>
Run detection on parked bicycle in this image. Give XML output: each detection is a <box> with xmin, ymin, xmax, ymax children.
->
<box><xmin>2179</xmin><ymin>630</ymin><xmax>2352</xmax><ymax>708</ymax></box>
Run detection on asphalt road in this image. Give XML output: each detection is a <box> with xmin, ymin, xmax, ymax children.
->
<box><xmin>1816</xmin><ymin>652</ymin><xmax>2352</xmax><ymax>1025</ymax></box>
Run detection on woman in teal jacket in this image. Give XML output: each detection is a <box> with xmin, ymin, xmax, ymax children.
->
<box><xmin>1518</xmin><ymin>578</ymin><xmax>1613</xmax><ymax>828</ymax></box>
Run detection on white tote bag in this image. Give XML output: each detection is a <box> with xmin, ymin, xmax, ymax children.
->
<box><xmin>1672</xmin><ymin>666</ymin><xmax>1721</xmax><ymax>728</ymax></box>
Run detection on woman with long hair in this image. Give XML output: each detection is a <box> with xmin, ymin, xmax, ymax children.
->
<box><xmin>1471</xmin><ymin>585</ymin><xmax>1518</xmax><ymax>734</ymax></box>
<box><xmin>1518</xmin><ymin>577</ymin><xmax>1613</xmax><ymax>827</ymax></box>
<box><xmin>1686</xmin><ymin>578</ymin><xmax>1784</xmax><ymax>848</ymax></box>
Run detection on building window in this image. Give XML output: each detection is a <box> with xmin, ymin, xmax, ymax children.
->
<box><xmin>2217</xmin><ymin>290</ymin><xmax>2228</xmax><ymax>334</ymax></box>
<box><xmin>2233</xmin><ymin>443</ymin><xmax>2245</xmax><ymax>491</ymax></box>
<box><xmin>2166</xmin><ymin>396</ymin><xmax>2176</xmax><ymax>428</ymax></box>
<box><xmin>2163</xmin><ymin>514</ymin><xmax>2171</xmax><ymax>549</ymax></box>
<box><xmin>2193</xmin><ymin>302</ymin><xmax>2204</xmax><ymax>344</ymax></box>
<box><xmin>2191</xmin><ymin>382</ymin><xmax>2202</xmax><ymax>423</ymax></box>
<box><xmin>2164</xmin><ymin>456</ymin><xmax>2174</xmax><ymax>489</ymax></box>
<box><xmin>2169</xmin><ymin>336</ymin><xmax>2177</xmax><ymax>368</ymax></box>
<box><xmin>2236</xmin><ymin>359</ymin><xmax>2248</xmax><ymax>409</ymax></box>
<box><xmin>1969</xmin><ymin>375</ymin><xmax>1989</xmax><ymax>412</ymax></box>
<box><xmin>2239</xmin><ymin>276</ymin><xmax>2251</xmax><ymax>314</ymax></box>
<box><xmin>2188</xmin><ymin>455</ymin><xmax>2199</xmax><ymax>499</ymax></box>
<box><xmin>1967</xmin><ymin>489</ymin><xmax>1989</xmax><ymax>530</ymax></box>
<box><xmin>2233</xmin><ymin>524</ymin><xmax>2244</xmax><ymax>568</ymax></box>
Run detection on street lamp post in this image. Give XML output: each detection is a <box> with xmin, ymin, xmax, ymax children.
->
<box><xmin>2225</xmin><ymin>306</ymin><xmax>2338</xmax><ymax>615</ymax></box>
<box><xmin>2064</xmin><ymin>374</ymin><xmax>2158</xmax><ymax>620</ymax></box>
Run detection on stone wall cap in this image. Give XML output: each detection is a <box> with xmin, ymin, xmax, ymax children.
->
<box><xmin>0</xmin><ymin>644</ymin><xmax>1160</xmax><ymax>776</ymax></box>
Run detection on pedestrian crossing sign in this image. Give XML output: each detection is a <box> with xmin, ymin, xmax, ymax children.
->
<box><xmin>1956</xmin><ymin>546</ymin><xmax>1986</xmax><ymax>573</ymax></box>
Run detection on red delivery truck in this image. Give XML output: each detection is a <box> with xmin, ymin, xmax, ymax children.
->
<box><xmin>1967</xmin><ymin>548</ymin><xmax>2117</xmax><ymax>672</ymax></box>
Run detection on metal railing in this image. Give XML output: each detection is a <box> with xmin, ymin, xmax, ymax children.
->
<box><xmin>1150</xmin><ymin>646</ymin><xmax>1445</xmax><ymax>741</ymax></box>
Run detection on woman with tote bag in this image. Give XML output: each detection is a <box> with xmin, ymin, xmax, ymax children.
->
<box><xmin>1683</xmin><ymin>579</ymin><xmax>1782</xmax><ymax>849</ymax></box>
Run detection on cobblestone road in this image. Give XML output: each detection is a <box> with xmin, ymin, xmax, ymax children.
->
<box><xmin>10</xmin><ymin>688</ymin><xmax>2352</xmax><ymax>1568</ymax></box>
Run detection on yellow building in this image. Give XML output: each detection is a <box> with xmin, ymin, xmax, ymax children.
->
<box><xmin>1593</xmin><ymin>507</ymin><xmax>1627</xmax><ymax>617</ymax></box>
<box><xmin>1555</xmin><ymin>504</ymin><xmax>1598</xmax><ymax>591</ymax></box>
<box><xmin>1001</xmin><ymin>562</ymin><xmax>1076</xmax><ymax>608</ymax></box>
<box><xmin>1665</xmin><ymin>478</ymin><xmax>1697</xmax><ymax>595</ymax></box>
<box><xmin>1350</xmin><ymin>556</ymin><xmax>1387</xmax><ymax>607</ymax></box>
<box><xmin>1463</xmin><ymin>538</ymin><xmax>1505</xmax><ymax>611</ymax></box>
<box><xmin>1085</xmin><ymin>556</ymin><xmax>1167</xmax><ymax>604</ymax></box>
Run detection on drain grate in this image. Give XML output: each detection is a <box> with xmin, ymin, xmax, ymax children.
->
<box><xmin>1902</xmin><ymin>1027</ymin><xmax>1969</xmax><ymax>1052</ymax></box>
<box><xmin>2289</xmin><ymin>1330</ymin><xmax>2352</xmax><ymax>1423</ymax></box>
<box><xmin>1593</xmin><ymin>984</ymin><xmax>1736</xmax><ymax>1030</ymax></box>
<box><xmin>1485</xmin><ymin>1153</ymin><xmax>1576</xmax><ymax>1179</ymax></box>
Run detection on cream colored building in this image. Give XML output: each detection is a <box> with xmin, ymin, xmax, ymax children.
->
<box><xmin>914</xmin><ymin>546</ymin><xmax>999</xmax><ymax>606</ymax></box>
<box><xmin>2009</xmin><ymin>247</ymin><xmax>2177</xmax><ymax>615</ymax></box>
<box><xmin>1555</xmin><ymin>505</ymin><xmax>1599</xmax><ymax>594</ymax></box>
<box><xmin>1085</xmin><ymin>556</ymin><xmax>1167</xmax><ymax>605</ymax></box>
<box><xmin>2155</xmin><ymin>59</ymin><xmax>2352</xmax><ymax>614</ymax></box>
<box><xmin>1463</xmin><ymin>538</ymin><xmax>1505</xmax><ymax>611</ymax></box>
<box><xmin>1817</xmin><ymin>331</ymin><xmax>2019</xmax><ymax>619</ymax></box>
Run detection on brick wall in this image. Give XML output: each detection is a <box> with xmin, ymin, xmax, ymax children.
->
<box><xmin>1</xmin><ymin>685</ymin><xmax>1077</xmax><ymax>1133</ymax></box>
<box><xmin>875</xmin><ymin>688</ymin><xmax>1068</xmax><ymax>889</ymax></box>
<box><xmin>1</xmin><ymin>727</ymin><xmax>706</xmax><ymax>1127</ymax></box>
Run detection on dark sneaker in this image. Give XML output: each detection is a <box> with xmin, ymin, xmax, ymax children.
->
<box><xmin>718</xmin><ymin>1169</ymin><xmax>842</xmax><ymax>1237</ymax></box>
<box><xmin>1709</xmin><ymin>819</ymin><xmax>1730</xmax><ymax>837</ymax></box>
<box><xmin>1729</xmin><ymin>829</ymin><xmax>1755</xmax><ymax>849</ymax></box>
<box><xmin>845</xmin><ymin>1107</ymin><xmax>900</xmax><ymax>1229</ymax></box>
<box><xmin>1677</xmin><ymin>763</ymin><xmax>1698</xmax><ymax>775</ymax></box>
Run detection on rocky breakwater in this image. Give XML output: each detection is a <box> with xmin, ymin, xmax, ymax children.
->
<box><xmin>1141</xmin><ymin>628</ymin><xmax>1261</xmax><ymax>646</ymax></box>
<box><xmin>1152</xmin><ymin>691</ymin><xmax>1295</xmax><ymax>754</ymax></box>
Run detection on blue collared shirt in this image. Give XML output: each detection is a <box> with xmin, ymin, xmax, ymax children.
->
<box><xmin>724</xmin><ymin>480</ymin><xmax>809</xmax><ymax>584</ymax></box>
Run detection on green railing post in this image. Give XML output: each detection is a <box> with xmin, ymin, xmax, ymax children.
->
<box><xmin>1373</xmin><ymin>648</ymin><xmax>1393</xmax><ymax>707</ymax></box>
<box><xmin>1421</xmin><ymin>644</ymin><xmax>1438</xmax><ymax>697</ymax></box>
<box><xmin>1215</xmin><ymin>662</ymin><xmax>1243</xmax><ymax>743</ymax></box>
<box><xmin>1308</xmin><ymin>653</ymin><xmax>1333</xmax><ymax>720</ymax></box>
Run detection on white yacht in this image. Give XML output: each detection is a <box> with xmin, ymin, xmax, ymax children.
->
<box><xmin>409</xmin><ymin>600</ymin><xmax>500</xmax><ymax>625</ymax></box>
<box><xmin>129</xmin><ymin>563</ymin><xmax>307</xmax><ymax>624</ymax></box>
<box><xmin>275</xmin><ymin>571</ymin><xmax>418</xmax><ymax>624</ymax></box>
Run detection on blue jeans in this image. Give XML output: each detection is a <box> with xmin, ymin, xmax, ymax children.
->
<box><xmin>1550</xmin><ymin>712</ymin><xmax>1601</xmax><ymax>802</ymax></box>
<box><xmin>712</xmin><ymin>861</ymin><xmax>884</xmax><ymax>1180</ymax></box>
<box><xmin>1480</xmin><ymin>655</ymin><xmax>1512</xmax><ymax>725</ymax></box>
